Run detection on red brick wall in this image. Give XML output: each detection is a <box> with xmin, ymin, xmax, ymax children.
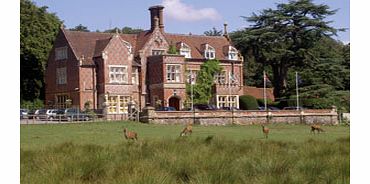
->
<box><xmin>243</xmin><ymin>86</ymin><xmax>275</xmax><ymax>101</ymax></box>
<box><xmin>45</xmin><ymin>29</ymin><xmax>81</xmax><ymax>108</ymax></box>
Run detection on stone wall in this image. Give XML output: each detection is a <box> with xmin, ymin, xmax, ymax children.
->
<box><xmin>140</xmin><ymin>106</ymin><xmax>338</xmax><ymax>125</ymax></box>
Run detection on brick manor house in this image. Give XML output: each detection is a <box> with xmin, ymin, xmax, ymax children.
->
<box><xmin>45</xmin><ymin>5</ymin><xmax>252</xmax><ymax>114</ymax></box>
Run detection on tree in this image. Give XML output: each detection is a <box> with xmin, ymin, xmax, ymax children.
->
<box><xmin>231</xmin><ymin>0</ymin><xmax>341</xmax><ymax>97</ymax></box>
<box><xmin>104</xmin><ymin>26</ymin><xmax>143</xmax><ymax>34</ymax></box>
<box><xmin>204</xmin><ymin>27</ymin><xmax>222</xmax><ymax>36</ymax></box>
<box><xmin>69</xmin><ymin>24</ymin><xmax>90</xmax><ymax>32</ymax></box>
<box><xmin>168</xmin><ymin>45</ymin><xmax>178</xmax><ymax>54</ymax></box>
<box><xmin>186</xmin><ymin>60</ymin><xmax>222</xmax><ymax>104</ymax></box>
<box><xmin>20</xmin><ymin>0</ymin><xmax>62</xmax><ymax>102</ymax></box>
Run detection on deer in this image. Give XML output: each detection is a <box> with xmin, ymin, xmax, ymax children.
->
<box><xmin>261</xmin><ymin>125</ymin><xmax>269</xmax><ymax>139</ymax></box>
<box><xmin>311</xmin><ymin>125</ymin><xmax>325</xmax><ymax>134</ymax></box>
<box><xmin>123</xmin><ymin>128</ymin><xmax>138</xmax><ymax>141</ymax></box>
<box><xmin>180</xmin><ymin>123</ymin><xmax>193</xmax><ymax>137</ymax></box>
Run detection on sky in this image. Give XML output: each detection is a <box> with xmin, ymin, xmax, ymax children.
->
<box><xmin>33</xmin><ymin>0</ymin><xmax>350</xmax><ymax>42</ymax></box>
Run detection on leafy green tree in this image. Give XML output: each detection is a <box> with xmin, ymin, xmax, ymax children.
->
<box><xmin>168</xmin><ymin>45</ymin><xmax>178</xmax><ymax>54</ymax></box>
<box><xmin>104</xmin><ymin>26</ymin><xmax>143</xmax><ymax>34</ymax></box>
<box><xmin>69</xmin><ymin>24</ymin><xmax>90</xmax><ymax>32</ymax></box>
<box><xmin>20</xmin><ymin>0</ymin><xmax>62</xmax><ymax>102</ymax></box>
<box><xmin>186</xmin><ymin>60</ymin><xmax>222</xmax><ymax>104</ymax></box>
<box><xmin>231</xmin><ymin>0</ymin><xmax>342</xmax><ymax>97</ymax></box>
<box><xmin>204</xmin><ymin>27</ymin><xmax>222</xmax><ymax>36</ymax></box>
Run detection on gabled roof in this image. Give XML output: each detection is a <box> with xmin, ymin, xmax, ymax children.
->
<box><xmin>63</xmin><ymin>30</ymin><xmax>138</xmax><ymax>65</ymax></box>
<box><xmin>62</xmin><ymin>29</ymin><xmax>236</xmax><ymax>65</ymax></box>
<box><xmin>164</xmin><ymin>33</ymin><xmax>232</xmax><ymax>59</ymax></box>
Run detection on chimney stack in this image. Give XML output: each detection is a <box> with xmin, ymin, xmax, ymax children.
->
<box><xmin>149</xmin><ymin>5</ymin><xmax>164</xmax><ymax>32</ymax></box>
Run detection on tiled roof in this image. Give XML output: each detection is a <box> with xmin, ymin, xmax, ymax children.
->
<box><xmin>164</xmin><ymin>33</ymin><xmax>232</xmax><ymax>60</ymax></box>
<box><xmin>63</xmin><ymin>30</ymin><xmax>138</xmax><ymax>65</ymax></box>
<box><xmin>63</xmin><ymin>29</ymin><xmax>236</xmax><ymax>65</ymax></box>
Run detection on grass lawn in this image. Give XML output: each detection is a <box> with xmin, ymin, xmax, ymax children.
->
<box><xmin>21</xmin><ymin>121</ymin><xmax>349</xmax><ymax>149</ymax></box>
<box><xmin>21</xmin><ymin>121</ymin><xmax>350</xmax><ymax>183</ymax></box>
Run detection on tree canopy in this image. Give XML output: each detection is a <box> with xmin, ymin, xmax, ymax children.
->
<box><xmin>186</xmin><ymin>60</ymin><xmax>222</xmax><ymax>104</ymax></box>
<box><xmin>230</xmin><ymin>0</ymin><xmax>349</xmax><ymax>111</ymax></box>
<box><xmin>69</xmin><ymin>24</ymin><xmax>90</xmax><ymax>32</ymax></box>
<box><xmin>231</xmin><ymin>0</ymin><xmax>342</xmax><ymax>98</ymax></box>
<box><xmin>104</xmin><ymin>26</ymin><xmax>144</xmax><ymax>34</ymax></box>
<box><xmin>204</xmin><ymin>27</ymin><xmax>222</xmax><ymax>36</ymax></box>
<box><xmin>20</xmin><ymin>0</ymin><xmax>62</xmax><ymax>103</ymax></box>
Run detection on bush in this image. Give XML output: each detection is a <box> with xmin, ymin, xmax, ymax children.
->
<box><xmin>20</xmin><ymin>99</ymin><xmax>44</xmax><ymax>110</ymax></box>
<box><xmin>239</xmin><ymin>95</ymin><xmax>259</xmax><ymax>110</ymax></box>
<box><xmin>256</xmin><ymin>98</ymin><xmax>275</xmax><ymax>106</ymax></box>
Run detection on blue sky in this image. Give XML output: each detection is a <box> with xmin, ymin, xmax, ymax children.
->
<box><xmin>33</xmin><ymin>0</ymin><xmax>350</xmax><ymax>43</ymax></box>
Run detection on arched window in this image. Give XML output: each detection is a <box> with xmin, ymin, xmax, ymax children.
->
<box><xmin>204</xmin><ymin>44</ymin><xmax>215</xmax><ymax>59</ymax></box>
<box><xmin>179</xmin><ymin>42</ymin><xmax>191</xmax><ymax>58</ymax></box>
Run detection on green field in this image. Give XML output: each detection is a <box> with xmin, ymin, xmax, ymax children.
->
<box><xmin>21</xmin><ymin>121</ymin><xmax>350</xmax><ymax>183</ymax></box>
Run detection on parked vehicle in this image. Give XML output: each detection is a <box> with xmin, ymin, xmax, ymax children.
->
<box><xmin>193</xmin><ymin>104</ymin><xmax>217</xmax><ymax>110</ymax></box>
<box><xmin>258</xmin><ymin>106</ymin><xmax>280</xmax><ymax>111</ymax></box>
<box><xmin>220</xmin><ymin>107</ymin><xmax>239</xmax><ymax>111</ymax></box>
<box><xmin>157</xmin><ymin>106</ymin><xmax>176</xmax><ymax>111</ymax></box>
<box><xmin>36</xmin><ymin>109</ymin><xmax>47</xmax><ymax>120</ymax></box>
<box><xmin>283</xmin><ymin>106</ymin><xmax>305</xmax><ymax>110</ymax></box>
<box><xmin>47</xmin><ymin>109</ymin><xmax>59</xmax><ymax>120</ymax></box>
<box><xmin>57</xmin><ymin>108</ymin><xmax>92</xmax><ymax>121</ymax></box>
<box><xmin>20</xmin><ymin>109</ymin><xmax>28</xmax><ymax>119</ymax></box>
<box><xmin>27</xmin><ymin>109</ymin><xmax>41</xmax><ymax>119</ymax></box>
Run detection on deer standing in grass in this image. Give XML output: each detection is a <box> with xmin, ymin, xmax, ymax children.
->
<box><xmin>123</xmin><ymin>128</ymin><xmax>138</xmax><ymax>141</ymax></box>
<box><xmin>311</xmin><ymin>125</ymin><xmax>325</xmax><ymax>134</ymax></box>
<box><xmin>180</xmin><ymin>124</ymin><xmax>193</xmax><ymax>137</ymax></box>
<box><xmin>261</xmin><ymin>125</ymin><xmax>269</xmax><ymax>139</ymax></box>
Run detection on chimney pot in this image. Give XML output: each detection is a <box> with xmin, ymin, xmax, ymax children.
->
<box><xmin>149</xmin><ymin>5</ymin><xmax>165</xmax><ymax>32</ymax></box>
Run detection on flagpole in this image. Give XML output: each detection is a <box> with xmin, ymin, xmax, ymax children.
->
<box><xmin>264</xmin><ymin>71</ymin><xmax>267</xmax><ymax>111</ymax></box>
<box><xmin>296</xmin><ymin>72</ymin><xmax>299</xmax><ymax>111</ymax></box>
<box><xmin>190</xmin><ymin>73</ymin><xmax>194</xmax><ymax>111</ymax></box>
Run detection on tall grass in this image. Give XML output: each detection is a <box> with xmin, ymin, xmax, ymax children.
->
<box><xmin>21</xmin><ymin>136</ymin><xmax>349</xmax><ymax>184</ymax></box>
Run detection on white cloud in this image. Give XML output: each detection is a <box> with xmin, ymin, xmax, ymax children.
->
<box><xmin>162</xmin><ymin>0</ymin><xmax>221</xmax><ymax>22</ymax></box>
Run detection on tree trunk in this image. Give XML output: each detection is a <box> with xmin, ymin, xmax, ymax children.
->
<box><xmin>272</xmin><ymin>63</ymin><xmax>288</xmax><ymax>98</ymax></box>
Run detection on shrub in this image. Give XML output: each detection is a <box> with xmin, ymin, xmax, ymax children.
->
<box><xmin>239</xmin><ymin>95</ymin><xmax>259</xmax><ymax>110</ymax></box>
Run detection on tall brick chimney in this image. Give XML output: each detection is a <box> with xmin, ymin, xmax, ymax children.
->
<box><xmin>149</xmin><ymin>5</ymin><xmax>164</xmax><ymax>32</ymax></box>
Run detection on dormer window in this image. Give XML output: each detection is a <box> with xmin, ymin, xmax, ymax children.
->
<box><xmin>228</xmin><ymin>46</ymin><xmax>238</xmax><ymax>60</ymax></box>
<box><xmin>204</xmin><ymin>44</ymin><xmax>215</xmax><ymax>59</ymax></box>
<box><xmin>179</xmin><ymin>42</ymin><xmax>191</xmax><ymax>58</ymax></box>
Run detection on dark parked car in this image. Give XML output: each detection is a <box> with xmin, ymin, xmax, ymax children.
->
<box><xmin>193</xmin><ymin>104</ymin><xmax>217</xmax><ymax>110</ymax></box>
<box><xmin>220</xmin><ymin>107</ymin><xmax>239</xmax><ymax>110</ymax></box>
<box><xmin>57</xmin><ymin>108</ymin><xmax>92</xmax><ymax>121</ymax></box>
<box><xmin>283</xmin><ymin>106</ymin><xmax>305</xmax><ymax>110</ymax></box>
<box><xmin>258</xmin><ymin>106</ymin><xmax>280</xmax><ymax>111</ymax></box>
<box><xmin>157</xmin><ymin>106</ymin><xmax>176</xmax><ymax>111</ymax></box>
<box><xmin>27</xmin><ymin>109</ymin><xmax>40</xmax><ymax>119</ymax></box>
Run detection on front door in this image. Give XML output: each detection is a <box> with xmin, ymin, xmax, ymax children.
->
<box><xmin>168</xmin><ymin>96</ymin><xmax>180</xmax><ymax>110</ymax></box>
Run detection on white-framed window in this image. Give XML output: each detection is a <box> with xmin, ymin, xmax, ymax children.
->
<box><xmin>186</xmin><ymin>70</ymin><xmax>198</xmax><ymax>84</ymax></box>
<box><xmin>152</xmin><ymin>49</ymin><xmax>165</xmax><ymax>56</ymax></box>
<box><xmin>56</xmin><ymin>67</ymin><xmax>67</xmax><ymax>84</ymax></box>
<box><xmin>109</xmin><ymin>66</ymin><xmax>128</xmax><ymax>83</ymax></box>
<box><xmin>180</xmin><ymin>42</ymin><xmax>191</xmax><ymax>58</ymax></box>
<box><xmin>204</xmin><ymin>44</ymin><xmax>215</xmax><ymax>59</ymax></box>
<box><xmin>167</xmin><ymin>64</ymin><xmax>181</xmax><ymax>82</ymax></box>
<box><xmin>214</xmin><ymin>71</ymin><xmax>226</xmax><ymax>84</ymax></box>
<box><xmin>55</xmin><ymin>47</ymin><xmax>68</xmax><ymax>60</ymax></box>
<box><xmin>132</xmin><ymin>67</ymin><xmax>139</xmax><ymax>85</ymax></box>
<box><xmin>217</xmin><ymin>95</ymin><xmax>239</xmax><ymax>108</ymax></box>
<box><xmin>107</xmin><ymin>95</ymin><xmax>131</xmax><ymax>114</ymax></box>
<box><xmin>228</xmin><ymin>46</ymin><xmax>238</xmax><ymax>60</ymax></box>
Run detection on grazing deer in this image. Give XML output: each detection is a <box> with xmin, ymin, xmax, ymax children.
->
<box><xmin>261</xmin><ymin>125</ymin><xmax>269</xmax><ymax>139</ymax></box>
<box><xmin>311</xmin><ymin>125</ymin><xmax>325</xmax><ymax>134</ymax></box>
<box><xmin>180</xmin><ymin>124</ymin><xmax>193</xmax><ymax>137</ymax></box>
<box><xmin>123</xmin><ymin>128</ymin><xmax>138</xmax><ymax>141</ymax></box>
